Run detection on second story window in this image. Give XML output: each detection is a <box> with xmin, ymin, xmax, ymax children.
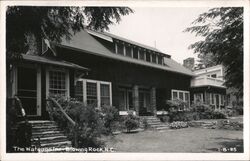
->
<box><xmin>146</xmin><ymin>52</ymin><xmax>151</xmax><ymax>62</ymax></box>
<box><xmin>152</xmin><ymin>54</ymin><xmax>157</xmax><ymax>63</ymax></box>
<box><xmin>133</xmin><ymin>48</ymin><xmax>138</xmax><ymax>59</ymax></box>
<box><xmin>139</xmin><ymin>50</ymin><xmax>145</xmax><ymax>60</ymax></box>
<box><xmin>117</xmin><ymin>43</ymin><xmax>123</xmax><ymax>55</ymax></box>
<box><xmin>125</xmin><ymin>46</ymin><xmax>132</xmax><ymax>57</ymax></box>
<box><xmin>158</xmin><ymin>56</ymin><xmax>163</xmax><ymax>65</ymax></box>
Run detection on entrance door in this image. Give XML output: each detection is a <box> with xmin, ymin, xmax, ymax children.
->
<box><xmin>118</xmin><ymin>89</ymin><xmax>132</xmax><ymax>111</ymax></box>
<box><xmin>17</xmin><ymin>66</ymin><xmax>41</xmax><ymax>116</ymax></box>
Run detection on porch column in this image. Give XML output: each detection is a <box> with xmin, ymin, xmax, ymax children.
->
<box><xmin>132</xmin><ymin>85</ymin><xmax>139</xmax><ymax>115</ymax></box>
<box><xmin>150</xmin><ymin>87</ymin><xmax>157</xmax><ymax>116</ymax></box>
<box><xmin>204</xmin><ymin>91</ymin><xmax>207</xmax><ymax>104</ymax></box>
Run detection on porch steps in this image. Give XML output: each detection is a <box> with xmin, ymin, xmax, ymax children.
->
<box><xmin>30</xmin><ymin>120</ymin><xmax>72</xmax><ymax>152</ymax></box>
<box><xmin>140</xmin><ymin>116</ymin><xmax>170</xmax><ymax>131</ymax></box>
<box><xmin>188</xmin><ymin>121</ymin><xmax>217</xmax><ymax>129</ymax></box>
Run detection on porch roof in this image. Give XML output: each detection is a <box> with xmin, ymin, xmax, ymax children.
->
<box><xmin>21</xmin><ymin>54</ymin><xmax>90</xmax><ymax>71</ymax></box>
<box><xmin>56</xmin><ymin>30</ymin><xmax>194</xmax><ymax>76</ymax></box>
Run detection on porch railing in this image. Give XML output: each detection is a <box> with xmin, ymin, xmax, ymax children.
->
<box><xmin>7</xmin><ymin>96</ymin><xmax>32</xmax><ymax>150</ymax></box>
<box><xmin>191</xmin><ymin>76</ymin><xmax>225</xmax><ymax>88</ymax></box>
<box><xmin>46</xmin><ymin>97</ymin><xmax>78</xmax><ymax>147</ymax></box>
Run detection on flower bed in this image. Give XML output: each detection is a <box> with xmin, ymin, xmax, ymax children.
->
<box><xmin>217</xmin><ymin>120</ymin><xmax>243</xmax><ymax>131</ymax></box>
<box><xmin>170</xmin><ymin>121</ymin><xmax>188</xmax><ymax>129</ymax></box>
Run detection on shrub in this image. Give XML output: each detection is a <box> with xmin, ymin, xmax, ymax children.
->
<box><xmin>49</xmin><ymin>96</ymin><xmax>106</xmax><ymax>148</ymax></box>
<box><xmin>211</xmin><ymin>110</ymin><xmax>227</xmax><ymax>119</ymax></box>
<box><xmin>217</xmin><ymin>120</ymin><xmax>243</xmax><ymax>130</ymax></box>
<box><xmin>123</xmin><ymin>111</ymin><xmax>140</xmax><ymax>132</ymax></box>
<box><xmin>191</xmin><ymin>102</ymin><xmax>227</xmax><ymax>119</ymax></box>
<box><xmin>166</xmin><ymin>99</ymin><xmax>188</xmax><ymax>112</ymax></box>
<box><xmin>235</xmin><ymin>105</ymin><xmax>243</xmax><ymax>115</ymax></box>
<box><xmin>159</xmin><ymin>115</ymin><xmax>170</xmax><ymax>123</ymax></box>
<box><xmin>141</xmin><ymin>118</ymin><xmax>150</xmax><ymax>129</ymax></box>
<box><xmin>168</xmin><ymin>111</ymin><xmax>199</xmax><ymax>122</ymax></box>
<box><xmin>100</xmin><ymin>105</ymin><xmax>120</xmax><ymax>134</ymax></box>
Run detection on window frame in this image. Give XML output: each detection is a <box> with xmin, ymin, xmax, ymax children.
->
<box><xmin>75</xmin><ymin>80</ymin><xmax>84</xmax><ymax>102</ymax></box>
<box><xmin>133</xmin><ymin>48</ymin><xmax>138</xmax><ymax>59</ymax></box>
<box><xmin>76</xmin><ymin>78</ymin><xmax>112</xmax><ymax>108</ymax></box>
<box><xmin>46</xmin><ymin>67</ymin><xmax>69</xmax><ymax>98</ymax></box>
<box><xmin>86</xmin><ymin>81</ymin><xmax>98</xmax><ymax>106</ymax></box>
<box><xmin>171</xmin><ymin>89</ymin><xmax>190</xmax><ymax>109</ymax></box>
<box><xmin>157</xmin><ymin>55</ymin><xmax>163</xmax><ymax>65</ymax></box>
<box><xmin>194</xmin><ymin>93</ymin><xmax>204</xmax><ymax>103</ymax></box>
<box><xmin>139</xmin><ymin>50</ymin><xmax>145</xmax><ymax>60</ymax></box>
<box><xmin>152</xmin><ymin>54</ymin><xmax>157</xmax><ymax>63</ymax></box>
<box><xmin>125</xmin><ymin>45</ymin><xmax>132</xmax><ymax>57</ymax></box>
<box><xmin>100</xmin><ymin>83</ymin><xmax>111</xmax><ymax>106</ymax></box>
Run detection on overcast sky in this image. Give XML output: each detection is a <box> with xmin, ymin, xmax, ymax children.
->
<box><xmin>108</xmin><ymin>7</ymin><xmax>210</xmax><ymax>64</ymax></box>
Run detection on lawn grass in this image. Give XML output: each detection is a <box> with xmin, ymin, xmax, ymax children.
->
<box><xmin>103</xmin><ymin>127</ymin><xmax>243</xmax><ymax>153</ymax></box>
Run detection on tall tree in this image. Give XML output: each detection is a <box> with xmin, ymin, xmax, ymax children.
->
<box><xmin>6</xmin><ymin>6</ymin><xmax>133</xmax><ymax>56</ymax></box>
<box><xmin>184</xmin><ymin>7</ymin><xmax>243</xmax><ymax>96</ymax></box>
<box><xmin>196</xmin><ymin>52</ymin><xmax>218</xmax><ymax>69</ymax></box>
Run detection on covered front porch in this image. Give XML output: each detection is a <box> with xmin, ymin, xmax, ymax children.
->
<box><xmin>117</xmin><ymin>85</ymin><xmax>157</xmax><ymax>116</ymax></box>
<box><xmin>7</xmin><ymin>53</ymin><xmax>89</xmax><ymax>119</ymax></box>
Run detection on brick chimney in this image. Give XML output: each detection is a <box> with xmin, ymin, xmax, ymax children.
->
<box><xmin>183</xmin><ymin>57</ymin><xmax>195</xmax><ymax>70</ymax></box>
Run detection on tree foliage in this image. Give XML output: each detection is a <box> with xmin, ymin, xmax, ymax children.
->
<box><xmin>196</xmin><ymin>52</ymin><xmax>218</xmax><ymax>69</ymax></box>
<box><xmin>184</xmin><ymin>7</ymin><xmax>243</xmax><ymax>96</ymax></box>
<box><xmin>6</xmin><ymin>6</ymin><xmax>133</xmax><ymax>55</ymax></box>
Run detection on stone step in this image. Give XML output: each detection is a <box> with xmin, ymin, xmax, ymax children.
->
<box><xmin>31</xmin><ymin>123</ymin><xmax>57</xmax><ymax>127</ymax></box>
<box><xmin>140</xmin><ymin>116</ymin><xmax>171</xmax><ymax>131</ymax></box>
<box><xmin>150</xmin><ymin>124</ymin><xmax>170</xmax><ymax>128</ymax></box>
<box><xmin>29</xmin><ymin>121</ymin><xmax>56</xmax><ymax>126</ymax></box>
<box><xmin>142</xmin><ymin>117</ymin><xmax>158</xmax><ymax>120</ymax></box>
<box><xmin>29</xmin><ymin>120</ymin><xmax>56</xmax><ymax>124</ymax></box>
<box><xmin>38</xmin><ymin>141</ymin><xmax>72</xmax><ymax>148</ymax></box>
<box><xmin>31</xmin><ymin>136</ymin><xmax>68</xmax><ymax>144</ymax></box>
<box><xmin>32</xmin><ymin>133</ymin><xmax>65</xmax><ymax>140</ymax></box>
<box><xmin>32</xmin><ymin>124</ymin><xmax>58</xmax><ymax>128</ymax></box>
<box><xmin>32</xmin><ymin>127</ymin><xmax>60</xmax><ymax>132</ymax></box>
<box><xmin>28</xmin><ymin>120</ymin><xmax>73</xmax><ymax>151</ymax></box>
<box><xmin>146</xmin><ymin>119</ymin><xmax>161</xmax><ymax>122</ymax></box>
<box><xmin>147</xmin><ymin>121</ymin><xmax>162</xmax><ymax>125</ymax></box>
<box><xmin>202</xmin><ymin>123</ymin><xmax>215</xmax><ymax>125</ymax></box>
<box><xmin>32</xmin><ymin>130</ymin><xmax>65</xmax><ymax>138</ymax></box>
<box><xmin>32</xmin><ymin>135</ymin><xmax>67</xmax><ymax>141</ymax></box>
<box><xmin>155</xmin><ymin>126</ymin><xmax>170</xmax><ymax>130</ymax></box>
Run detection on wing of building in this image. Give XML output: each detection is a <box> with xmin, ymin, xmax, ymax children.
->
<box><xmin>190</xmin><ymin>65</ymin><xmax>227</xmax><ymax>110</ymax></box>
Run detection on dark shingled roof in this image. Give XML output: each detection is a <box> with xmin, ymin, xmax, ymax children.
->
<box><xmin>58</xmin><ymin>30</ymin><xmax>194</xmax><ymax>76</ymax></box>
<box><xmin>21</xmin><ymin>54</ymin><xmax>89</xmax><ymax>71</ymax></box>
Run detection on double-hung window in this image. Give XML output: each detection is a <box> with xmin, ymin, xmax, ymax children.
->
<box><xmin>86</xmin><ymin>82</ymin><xmax>98</xmax><ymax>105</ymax></box>
<box><xmin>47</xmin><ymin>68</ymin><xmax>69</xmax><ymax>97</ymax></box>
<box><xmin>75</xmin><ymin>79</ymin><xmax>112</xmax><ymax>107</ymax></box>
<box><xmin>100</xmin><ymin>83</ymin><xmax>111</xmax><ymax>106</ymax></box>
<box><xmin>171</xmin><ymin>89</ymin><xmax>190</xmax><ymax>110</ymax></box>
<box><xmin>75</xmin><ymin>81</ymin><xmax>83</xmax><ymax>102</ymax></box>
<box><xmin>194</xmin><ymin>93</ymin><xmax>204</xmax><ymax>103</ymax></box>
